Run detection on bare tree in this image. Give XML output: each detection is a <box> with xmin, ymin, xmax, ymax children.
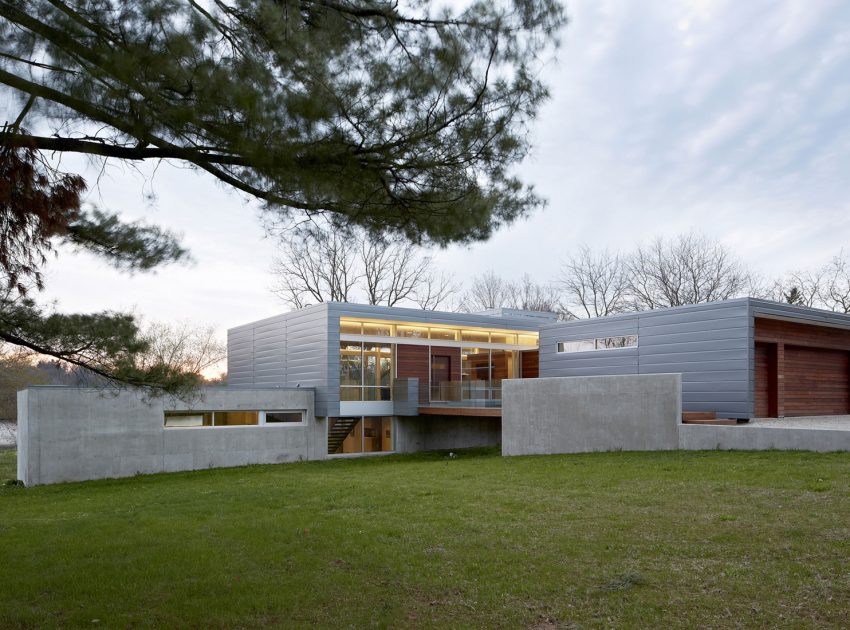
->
<box><xmin>271</xmin><ymin>222</ymin><xmax>457</xmax><ymax>310</ymax></box>
<box><xmin>271</xmin><ymin>225</ymin><xmax>360</xmax><ymax>308</ymax></box>
<box><xmin>511</xmin><ymin>274</ymin><xmax>563</xmax><ymax>314</ymax></box>
<box><xmin>362</xmin><ymin>237</ymin><xmax>430</xmax><ymax>307</ymax></box>
<box><xmin>140</xmin><ymin>322</ymin><xmax>227</xmax><ymax>376</ymax></box>
<box><xmin>820</xmin><ymin>252</ymin><xmax>850</xmax><ymax>313</ymax></box>
<box><xmin>458</xmin><ymin>271</ymin><xmax>518</xmax><ymax>312</ymax></box>
<box><xmin>558</xmin><ymin>246</ymin><xmax>629</xmax><ymax>318</ymax></box>
<box><xmin>412</xmin><ymin>272</ymin><xmax>461</xmax><ymax>311</ymax></box>
<box><xmin>627</xmin><ymin>234</ymin><xmax>752</xmax><ymax>310</ymax></box>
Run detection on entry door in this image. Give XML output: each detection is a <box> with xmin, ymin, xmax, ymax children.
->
<box><xmin>431</xmin><ymin>355</ymin><xmax>451</xmax><ymax>401</ymax></box>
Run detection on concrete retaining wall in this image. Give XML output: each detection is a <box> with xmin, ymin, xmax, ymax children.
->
<box><xmin>395</xmin><ymin>416</ymin><xmax>501</xmax><ymax>453</ymax></box>
<box><xmin>679</xmin><ymin>423</ymin><xmax>850</xmax><ymax>452</ymax></box>
<box><xmin>17</xmin><ymin>387</ymin><xmax>321</xmax><ymax>486</ymax></box>
<box><xmin>502</xmin><ymin>374</ymin><xmax>682</xmax><ymax>456</ymax></box>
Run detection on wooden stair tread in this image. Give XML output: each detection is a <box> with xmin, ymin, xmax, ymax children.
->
<box><xmin>682</xmin><ymin>411</ymin><xmax>717</xmax><ymax>421</ymax></box>
<box><xmin>681</xmin><ymin>418</ymin><xmax>738</xmax><ymax>425</ymax></box>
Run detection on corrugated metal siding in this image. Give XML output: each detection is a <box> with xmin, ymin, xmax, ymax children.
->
<box><xmin>540</xmin><ymin>299</ymin><xmax>753</xmax><ymax>417</ymax></box>
<box><xmin>226</xmin><ymin>305</ymin><xmax>332</xmax><ymax>416</ymax></box>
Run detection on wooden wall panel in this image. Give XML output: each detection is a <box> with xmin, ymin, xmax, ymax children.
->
<box><xmin>755</xmin><ymin>317</ymin><xmax>850</xmax><ymax>349</ymax></box>
<box><xmin>754</xmin><ymin>342</ymin><xmax>777</xmax><ymax>417</ymax></box>
<box><xmin>396</xmin><ymin>344</ymin><xmax>430</xmax><ymax>404</ymax></box>
<box><xmin>521</xmin><ymin>350</ymin><xmax>539</xmax><ymax>379</ymax></box>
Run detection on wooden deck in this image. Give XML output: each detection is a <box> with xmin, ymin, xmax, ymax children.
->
<box><xmin>417</xmin><ymin>407</ymin><xmax>502</xmax><ymax>418</ymax></box>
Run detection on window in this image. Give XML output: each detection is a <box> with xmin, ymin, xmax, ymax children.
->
<box><xmin>556</xmin><ymin>336</ymin><xmax>638</xmax><ymax>353</ymax></box>
<box><xmin>164</xmin><ymin>412</ymin><xmax>213</xmax><ymax>428</ymax></box>
<box><xmin>164</xmin><ymin>410</ymin><xmax>305</xmax><ymax>428</ymax></box>
<box><xmin>329</xmin><ymin>416</ymin><xmax>393</xmax><ymax>454</ymax></box>
<box><xmin>340</xmin><ymin>342</ymin><xmax>393</xmax><ymax>401</ymax></box>
<box><xmin>461</xmin><ymin>330</ymin><xmax>490</xmax><ymax>343</ymax></box>
<box><xmin>429</xmin><ymin>327</ymin><xmax>457</xmax><ymax>341</ymax></box>
<box><xmin>363</xmin><ymin>322</ymin><xmax>392</xmax><ymax>337</ymax></box>
<box><xmin>396</xmin><ymin>325</ymin><xmax>427</xmax><ymax>338</ymax></box>
<box><xmin>265</xmin><ymin>411</ymin><xmax>304</xmax><ymax>424</ymax></box>
<box><xmin>339</xmin><ymin>317</ymin><xmax>538</xmax><ymax>347</ymax></box>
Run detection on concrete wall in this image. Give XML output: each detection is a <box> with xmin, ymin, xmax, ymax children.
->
<box><xmin>540</xmin><ymin>300</ymin><xmax>752</xmax><ymax>418</ymax></box>
<box><xmin>679</xmin><ymin>423</ymin><xmax>850</xmax><ymax>452</ymax></box>
<box><xmin>395</xmin><ymin>416</ymin><xmax>501</xmax><ymax>452</ymax></box>
<box><xmin>17</xmin><ymin>387</ymin><xmax>321</xmax><ymax>486</ymax></box>
<box><xmin>502</xmin><ymin>374</ymin><xmax>682</xmax><ymax>456</ymax></box>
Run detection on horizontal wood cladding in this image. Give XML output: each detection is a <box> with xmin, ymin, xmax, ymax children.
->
<box><xmin>754</xmin><ymin>342</ymin><xmax>777</xmax><ymax>418</ymax></box>
<box><xmin>784</xmin><ymin>345</ymin><xmax>849</xmax><ymax>416</ymax></box>
<box><xmin>755</xmin><ymin>317</ymin><xmax>850</xmax><ymax>350</ymax></box>
<box><xmin>396</xmin><ymin>344</ymin><xmax>430</xmax><ymax>404</ymax></box>
<box><xmin>520</xmin><ymin>350</ymin><xmax>539</xmax><ymax>378</ymax></box>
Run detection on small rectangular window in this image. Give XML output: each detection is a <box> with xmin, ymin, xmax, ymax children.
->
<box><xmin>265</xmin><ymin>411</ymin><xmax>304</xmax><ymax>424</ymax></box>
<box><xmin>489</xmin><ymin>332</ymin><xmax>517</xmax><ymax>345</ymax></box>
<box><xmin>557</xmin><ymin>336</ymin><xmax>638</xmax><ymax>353</ymax></box>
<box><xmin>429</xmin><ymin>327</ymin><xmax>457</xmax><ymax>341</ymax></box>
<box><xmin>165</xmin><ymin>412</ymin><xmax>213</xmax><ymax>428</ymax></box>
<box><xmin>214</xmin><ymin>411</ymin><xmax>259</xmax><ymax>426</ymax></box>
<box><xmin>362</xmin><ymin>322</ymin><xmax>393</xmax><ymax>337</ymax></box>
<box><xmin>396</xmin><ymin>325</ymin><xmax>427</xmax><ymax>338</ymax></box>
<box><xmin>557</xmin><ymin>340</ymin><xmax>596</xmax><ymax>353</ymax></box>
<box><xmin>461</xmin><ymin>330</ymin><xmax>490</xmax><ymax>343</ymax></box>
<box><xmin>340</xmin><ymin>320</ymin><xmax>362</xmax><ymax>335</ymax></box>
<box><xmin>517</xmin><ymin>334</ymin><xmax>539</xmax><ymax>347</ymax></box>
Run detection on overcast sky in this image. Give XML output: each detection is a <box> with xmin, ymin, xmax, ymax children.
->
<box><xmin>21</xmin><ymin>0</ymin><xmax>850</xmax><ymax>340</ymax></box>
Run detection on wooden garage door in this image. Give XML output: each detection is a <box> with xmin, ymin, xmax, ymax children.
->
<box><xmin>785</xmin><ymin>345</ymin><xmax>850</xmax><ymax>416</ymax></box>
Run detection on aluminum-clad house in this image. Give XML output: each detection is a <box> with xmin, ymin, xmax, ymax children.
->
<box><xmin>541</xmin><ymin>297</ymin><xmax>850</xmax><ymax>420</ymax></box>
<box><xmin>228</xmin><ymin>303</ymin><xmax>552</xmax><ymax>456</ymax></box>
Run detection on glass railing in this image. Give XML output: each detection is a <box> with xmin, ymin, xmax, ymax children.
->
<box><xmin>428</xmin><ymin>381</ymin><xmax>503</xmax><ymax>408</ymax></box>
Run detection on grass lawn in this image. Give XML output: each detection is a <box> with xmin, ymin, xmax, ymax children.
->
<box><xmin>1</xmin><ymin>447</ymin><xmax>849</xmax><ymax>628</ymax></box>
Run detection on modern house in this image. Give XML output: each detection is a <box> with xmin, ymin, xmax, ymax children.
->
<box><xmin>541</xmin><ymin>297</ymin><xmax>850</xmax><ymax>420</ymax></box>
<box><xmin>17</xmin><ymin>297</ymin><xmax>850</xmax><ymax>485</ymax></box>
<box><xmin>227</xmin><ymin>303</ymin><xmax>555</xmax><ymax>455</ymax></box>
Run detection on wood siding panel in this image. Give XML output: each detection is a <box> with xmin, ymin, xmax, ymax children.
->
<box><xmin>521</xmin><ymin>350</ymin><xmax>539</xmax><ymax>378</ymax></box>
<box><xmin>754</xmin><ymin>342</ymin><xmax>777</xmax><ymax>417</ymax></box>
<box><xmin>755</xmin><ymin>317</ymin><xmax>850</xmax><ymax>349</ymax></box>
<box><xmin>396</xmin><ymin>344</ymin><xmax>430</xmax><ymax>404</ymax></box>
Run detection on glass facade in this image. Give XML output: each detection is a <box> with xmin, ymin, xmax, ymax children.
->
<box><xmin>340</xmin><ymin>342</ymin><xmax>392</xmax><ymax>401</ymax></box>
<box><xmin>339</xmin><ymin>318</ymin><xmax>538</xmax><ymax>347</ymax></box>
<box><xmin>329</xmin><ymin>416</ymin><xmax>393</xmax><ymax>454</ymax></box>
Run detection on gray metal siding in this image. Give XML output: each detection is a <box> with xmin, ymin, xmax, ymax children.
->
<box><xmin>226</xmin><ymin>305</ymin><xmax>333</xmax><ymax>417</ymax></box>
<box><xmin>540</xmin><ymin>314</ymin><xmax>639</xmax><ymax>378</ymax></box>
<box><xmin>540</xmin><ymin>299</ymin><xmax>753</xmax><ymax>418</ymax></box>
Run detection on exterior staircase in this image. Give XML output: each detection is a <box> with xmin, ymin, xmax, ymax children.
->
<box><xmin>328</xmin><ymin>417</ymin><xmax>360</xmax><ymax>454</ymax></box>
<box><xmin>681</xmin><ymin>411</ymin><xmax>738</xmax><ymax>425</ymax></box>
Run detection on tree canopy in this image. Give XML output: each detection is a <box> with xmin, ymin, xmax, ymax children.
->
<box><xmin>0</xmin><ymin>0</ymin><xmax>564</xmax><ymax>392</ymax></box>
<box><xmin>1</xmin><ymin>0</ymin><xmax>565</xmax><ymax>244</ymax></box>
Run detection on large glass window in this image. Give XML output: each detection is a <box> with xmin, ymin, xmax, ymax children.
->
<box><xmin>329</xmin><ymin>416</ymin><xmax>393</xmax><ymax>454</ymax></box>
<box><xmin>340</xmin><ymin>342</ymin><xmax>392</xmax><ymax>401</ymax></box>
<box><xmin>340</xmin><ymin>342</ymin><xmax>364</xmax><ymax>401</ymax></box>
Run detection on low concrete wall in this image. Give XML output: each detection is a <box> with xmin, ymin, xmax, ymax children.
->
<box><xmin>17</xmin><ymin>387</ymin><xmax>321</xmax><ymax>486</ymax></box>
<box><xmin>395</xmin><ymin>416</ymin><xmax>501</xmax><ymax>453</ymax></box>
<box><xmin>679</xmin><ymin>423</ymin><xmax>850</xmax><ymax>452</ymax></box>
<box><xmin>502</xmin><ymin>374</ymin><xmax>682</xmax><ymax>456</ymax></box>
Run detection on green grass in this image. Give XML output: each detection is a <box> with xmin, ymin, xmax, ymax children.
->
<box><xmin>1</xmin><ymin>448</ymin><xmax>849</xmax><ymax>628</ymax></box>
